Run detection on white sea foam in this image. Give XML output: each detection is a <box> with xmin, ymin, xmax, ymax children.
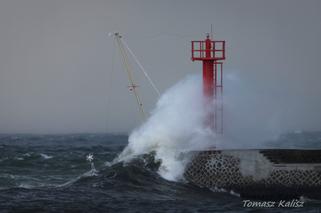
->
<box><xmin>15</xmin><ymin>157</ymin><xmax>24</xmax><ymax>161</ymax></box>
<box><xmin>40</xmin><ymin>153</ymin><xmax>53</xmax><ymax>159</ymax></box>
<box><xmin>115</xmin><ymin>74</ymin><xmax>217</xmax><ymax>181</ymax></box>
<box><xmin>22</xmin><ymin>153</ymin><xmax>31</xmax><ymax>157</ymax></box>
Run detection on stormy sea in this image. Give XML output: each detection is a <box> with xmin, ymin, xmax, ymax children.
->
<box><xmin>0</xmin><ymin>133</ymin><xmax>321</xmax><ymax>213</ymax></box>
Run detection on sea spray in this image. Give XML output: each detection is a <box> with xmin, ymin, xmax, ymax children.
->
<box><xmin>115</xmin><ymin>74</ymin><xmax>218</xmax><ymax>181</ymax></box>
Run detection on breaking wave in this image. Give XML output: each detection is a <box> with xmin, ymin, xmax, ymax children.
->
<box><xmin>114</xmin><ymin>74</ymin><xmax>217</xmax><ymax>181</ymax></box>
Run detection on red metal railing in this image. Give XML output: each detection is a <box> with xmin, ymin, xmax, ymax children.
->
<box><xmin>191</xmin><ymin>40</ymin><xmax>225</xmax><ymax>61</ymax></box>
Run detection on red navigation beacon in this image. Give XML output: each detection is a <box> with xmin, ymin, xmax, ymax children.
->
<box><xmin>191</xmin><ymin>34</ymin><xmax>226</xmax><ymax>133</ymax></box>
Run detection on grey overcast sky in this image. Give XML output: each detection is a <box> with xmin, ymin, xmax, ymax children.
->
<box><xmin>0</xmin><ymin>0</ymin><xmax>321</xmax><ymax>134</ymax></box>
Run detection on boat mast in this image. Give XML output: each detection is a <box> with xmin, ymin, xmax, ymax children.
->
<box><xmin>112</xmin><ymin>32</ymin><xmax>146</xmax><ymax>119</ymax></box>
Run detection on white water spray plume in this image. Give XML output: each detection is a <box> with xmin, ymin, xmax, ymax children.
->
<box><xmin>114</xmin><ymin>74</ymin><xmax>218</xmax><ymax>181</ymax></box>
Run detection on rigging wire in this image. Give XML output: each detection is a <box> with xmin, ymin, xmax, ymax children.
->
<box><xmin>136</xmin><ymin>32</ymin><xmax>198</xmax><ymax>40</ymax></box>
<box><xmin>121</xmin><ymin>38</ymin><xmax>161</xmax><ymax>97</ymax></box>
<box><xmin>113</xmin><ymin>33</ymin><xmax>146</xmax><ymax>119</ymax></box>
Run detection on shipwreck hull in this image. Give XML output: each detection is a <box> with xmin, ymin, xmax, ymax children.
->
<box><xmin>184</xmin><ymin>149</ymin><xmax>321</xmax><ymax>199</ymax></box>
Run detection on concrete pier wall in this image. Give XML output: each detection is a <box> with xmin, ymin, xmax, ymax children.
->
<box><xmin>184</xmin><ymin>149</ymin><xmax>321</xmax><ymax>199</ymax></box>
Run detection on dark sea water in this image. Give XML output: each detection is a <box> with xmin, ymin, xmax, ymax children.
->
<box><xmin>0</xmin><ymin>133</ymin><xmax>321</xmax><ymax>213</ymax></box>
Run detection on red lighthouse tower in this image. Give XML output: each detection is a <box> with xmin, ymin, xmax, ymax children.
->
<box><xmin>191</xmin><ymin>34</ymin><xmax>226</xmax><ymax>133</ymax></box>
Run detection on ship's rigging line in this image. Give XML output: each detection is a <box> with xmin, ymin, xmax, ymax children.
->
<box><xmin>121</xmin><ymin>38</ymin><xmax>161</xmax><ymax>97</ymax></box>
<box><xmin>113</xmin><ymin>33</ymin><xmax>147</xmax><ymax>119</ymax></box>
